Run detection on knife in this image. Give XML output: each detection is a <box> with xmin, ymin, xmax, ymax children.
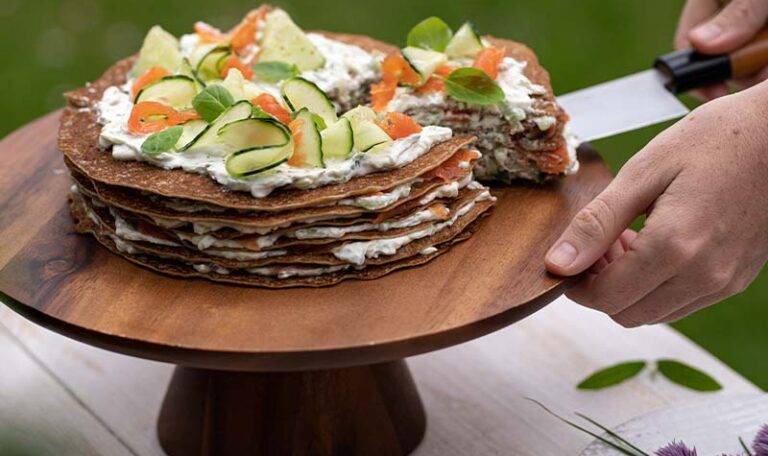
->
<box><xmin>557</xmin><ymin>30</ymin><xmax>768</xmax><ymax>142</ymax></box>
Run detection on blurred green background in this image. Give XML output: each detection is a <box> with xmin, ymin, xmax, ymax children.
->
<box><xmin>0</xmin><ymin>0</ymin><xmax>765</xmax><ymax>389</ymax></box>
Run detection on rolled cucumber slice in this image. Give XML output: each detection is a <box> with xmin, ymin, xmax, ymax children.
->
<box><xmin>175</xmin><ymin>120</ymin><xmax>209</xmax><ymax>151</ymax></box>
<box><xmin>132</xmin><ymin>26</ymin><xmax>182</xmax><ymax>77</ymax></box>
<box><xmin>402</xmin><ymin>47</ymin><xmax>448</xmax><ymax>84</ymax></box>
<box><xmin>258</xmin><ymin>9</ymin><xmax>325</xmax><ymax>72</ymax></box>
<box><xmin>353</xmin><ymin>120</ymin><xmax>392</xmax><ymax>153</ymax></box>
<box><xmin>226</xmin><ymin>143</ymin><xmax>294</xmax><ymax>178</ymax></box>
<box><xmin>321</xmin><ymin>118</ymin><xmax>353</xmax><ymax>159</ymax></box>
<box><xmin>217</xmin><ymin>118</ymin><xmax>291</xmax><ymax>152</ymax></box>
<box><xmin>444</xmin><ymin>22</ymin><xmax>485</xmax><ymax>59</ymax></box>
<box><xmin>195</xmin><ymin>46</ymin><xmax>230</xmax><ymax>81</ymax></box>
<box><xmin>282</xmin><ymin>77</ymin><xmax>337</xmax><ymax>125</ymax></box>
<box><xmin>185</xmin><ymin>100</ymin><xmax>252</xmax><ymax>152</ymax></box>
<box><xmin>135</xmin><ymin>75</ymin><xmax>198</xmax><ymax>110</ymax></box>
<box><xmin>292</xmin><ymin>108</ymin><xmax>324</xmax><ymax>168</ymax></box>
<box><xmin>341</xmin><ymin>106</ymin><xmax>376</xmax><ymax>129</ymax></box>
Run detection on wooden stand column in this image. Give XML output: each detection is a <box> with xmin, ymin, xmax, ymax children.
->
<box><xmin>157</xmin><ymin>360</ymin><xmax>426</xmax><ymax>456</ymax></box>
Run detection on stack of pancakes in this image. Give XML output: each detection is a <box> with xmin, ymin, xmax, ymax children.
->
<box><xmin>60</xmin><ymin>61</ymin><xmax>495</xmax><ymax>287</ymax></box>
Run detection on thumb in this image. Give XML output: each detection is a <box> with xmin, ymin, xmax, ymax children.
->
<box><xmin>689</xmin><ymin>0</ymin><xmax>768</xmax><ymax>54</ymax></box>
<box><xmin>545</xmin><ymin>159</ymin><xmax>672</xmax><ymax>277</ymax></box>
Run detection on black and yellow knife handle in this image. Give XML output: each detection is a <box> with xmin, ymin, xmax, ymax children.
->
<box><xmin>654</xmin><ymin>29</ymin><xmax>768</xmax><ymax>94</ymax></box>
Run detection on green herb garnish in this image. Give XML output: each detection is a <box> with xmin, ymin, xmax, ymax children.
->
<box><xmin>407</xmin><ymin>16</ymin><xmax>453</xmax><ymax>52</ymax></box>
<box><xmin>443</xmin><ymin>67</ymin><xmax>504</xmax><ymax>106</ymax></box>
<box><xmin>141</xmin><ymin>126</ymin><xmax>183</xmax><ymax>156</ymax></box>
<box><xmin>252</xmin><ymin>61</ymin><xmax>300</xmax><ymax>83</ymax></box>
<box><xmin>656</xmin><ymin>359</ymin><xmax>723</xmax><ymax>392</ymax></box>
<box><xmin>577</xmin><ymin>361</ymin><xmax>646</xmax><ymax>390</ymax></box>
<box><xmin>192</xmin><ymin>84</ymin><xmax>234</xmax><ymax>123</ymax></box>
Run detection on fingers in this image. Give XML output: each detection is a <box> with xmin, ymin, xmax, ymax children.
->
<box><xmin>675</xmin><ymin>0</ymin><xmax>720</xmax><ymax>49</ymax></box>
<box><xmin>565</xmin><ymin>229</ymin><xmax>678</xmax><ymax>317</ymax></box>
<box><xmin>689</xmin><ymin>0</ymin><xmax>768</xmax><ymax>54</ymax></box>
<box><xmin>689</xmin><ymin>83</ymin><xmax>732</xmax><ymax>102</ymax></box>
<box><xmin>609</xmin><ymin>276</ymin><xmax>710</xmax><ymax>327</ymax></box>
<box><xmin>545</xmin><ymin>156</ymin><xmax>675</xmax><ymax>277</ymax></box>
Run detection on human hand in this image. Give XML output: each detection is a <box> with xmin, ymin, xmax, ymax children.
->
<box><xmin>544</xmin><ymin>82</ymin><xmax>768</xmax><ymax>327</ymax></box>
<box><xmin>675</xmin><ymin>0</ymin><xmax>768</xmax><ymax>100</ymax></box>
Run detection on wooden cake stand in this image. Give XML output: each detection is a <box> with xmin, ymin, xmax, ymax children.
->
<box><xmin>0</xmin><ymin>112</ymin><xmax>611</xmax><ymax>455</ymax></box>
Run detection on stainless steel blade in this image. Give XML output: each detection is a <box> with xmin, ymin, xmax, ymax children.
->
<box><xmin>556</xmin><ymin>69</ymin><xmax>690</xmax><ymax>142</ymax></box>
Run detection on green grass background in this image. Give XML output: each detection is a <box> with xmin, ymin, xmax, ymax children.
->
<box><xmin>1</xmin><ymin>0</ymin><xmax>765</xmax><ymax>389</ymax></box>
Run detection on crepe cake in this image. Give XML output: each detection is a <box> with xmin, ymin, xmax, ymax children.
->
<box><xmin>367</xmin><ymin>18</ymin><xmax>579</xmax><ymax>182</ymax></box>
<box><xmin>60</xmin><ymin>7</ymin><xmax>496</xmax><ymax>287</ymax></box>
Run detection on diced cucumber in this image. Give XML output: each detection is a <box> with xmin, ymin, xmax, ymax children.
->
<box><xmin>135</xmin><ymin>75</ymin><xmax>198</xmax><ymax>110</ymax></box>
<box><xmin>175</xmin><ymin>120</ymin><xmax>209</xmax><ymax>151</ymax></box>
<box><xmin>132</xmin><ymin>26</ymin><xmax>182</xmax><ymax>76</ymax></box>
<box><xmin>217</xmin><ymin>118</ymin><xmax>291</xmax><ymax>153</ymax></box>
<box><xmin>291</xmin><ymin>108</ymin><xmax>324</xmax><ymax>167</ymax></box>
<box><xmin>258</xmin><ymin>9</ymin><xmax>325</xmax><ymax>72</ymax></box>
<box><xmin>353</xmin><ymin>120</ymin><xmax>392</xmax><ymax>152</ymax></box>
<box><xmin>226</xmin><ymin>143</ymin><xmax>294</xmax><ymax>178</ymax></box>
<box><xmin>282</xmin><ymin>77</ymin><xmax>337</xmax><ymax>125</ymax></box>
<box><xmin>321</xmin><ymin>118</ymin><xmax>353</xmax><ymax>159</ymax></box>
<box><xmin>402</xmin><ymin>47</ymin><xmax>448</xmax><ymax>83</ymax></box>
<box><xmin>341</xmin><ymin>106</ymin><xmax>376</xmax><ymax>129</ymax></box>
<box><xmin>444</xmin><ymin>22</ymin><xmax>485</xmax><ymax>59</ymax></box>
<box><xmin>195</xmin><ymin>46</ymin><xmax>230</xmax><ymax>81</ymax></box>
<box><xmin>185</xmin><ymin>100</ymin><xmax>252</xmax><ymax>153</ymax></box>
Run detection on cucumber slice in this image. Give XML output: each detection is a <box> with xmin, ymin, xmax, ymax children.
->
<box><xmin>321</xmin><ymin>118</ymin><xmax>353</xmax><ymax>159</ymax></box>
<box><xmin>226</xmin><ymin>143</ymin><xmax>293</xmax><ymax>178</ymax></box>
<box><xmin>217</xmin><ymin>118</ymin><xmax>291</xmax><ymax>152</ymax></box>
<box><xmin>353</xmin><ymin>120</ymin><xmax>392</xmax><ymax>153</ymax></box>
<box><xmin>402</xmin><ymin>47</ymin><xmax>448</xmax><ymax>83</ymax></box>
<box><xmin>282</xmin><ymin>77</ymin><xmax>337</xmax><ymax>124</ymax></box>
<box><xmin>195</xmin><ymin>46</ymin><xmax>230</xmax><ymax>81</ymax></box>
<box><xmin>179</xmin><ymin>58</ymin><xmax>206</xmax><ymax>90</ymax></box>
<box><xmin>185</xmin><ymin>100</ymin><xmax>252</xmax><ymax>153</ymax></box>
<box><xmin>444</xmin><ymin>22</ymin><xmax>485</xmax><ymax>59</ymax></box>
<box><xmin>258</xmin><ymin>9</ymin><xmax>325</xmax><ymax>72</ymax></box>
<box><xmin>135</xmin><ymin>75</ymin><xmax>198</xmax><ymax>110</ymax></box>
<box><xmin>132</xmin><ymin>26</ymin><xmax>182</xmax><ymax>76</ymax></box>
<box><xmin>341</xmin><ymin>106</ymin><xmax>376</xmax><ymax>129</ymax></box>
<box><xmin>221</xmin><ymin>68</ymin><xmax>266</xmax><ymax>102</ymax></box>
<box><xmin>175</xmin><ymin>120</ymin><xmax>208</xmax><ymax>151</ymax></box>
<box><xmin>291</xmin><ymin>108</ymin><xmax>324</xmax><ymax>167</ymax></box>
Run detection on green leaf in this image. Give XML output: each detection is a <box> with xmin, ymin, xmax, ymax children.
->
<box><xmin>443</xmin><ymin>67</ymin><xmax>504</xmax><ymax>106</ymax></box>
<box><xmin>406</xmin><ymin>17</ymin><xmax>453</xmax><ymax>52</ymax></box>
<box><xmin>657</xmin><ymin>359</ymin><xmax>722</xmax><ymax>392</ymax></box>
<box><xmin>311</xmin><ymin>113</ymin><xmax>327</xmax><ymax>130</ymax></box>
<box><xmin>251</xmin><ymin>105</ymin><xmax>273</xmax><ymax>119</ymax></box>
<box><xmin>577</xmin><ymin>361</ymin><xmax>647</xmax><ymax>390</ymax></box>
<box><xmin>192</xmin><ymin>84</ymin><xmax>234</xmax><ymax>123</ymax></box>
<box><xmin>141</xmin><ymin>126</ymin><xmax>183</xmax><ymax>156</ymax></box>
<box><xmin>252</xmin><ymin>61</ymin><xmax>300</xmax><ymax>83</ymax></box>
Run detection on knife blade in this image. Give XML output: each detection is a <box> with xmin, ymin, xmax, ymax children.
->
<box><xmin>557</xmin><ymin>29</ymin><xmax>768</xmax><ymax>142</ymax></box>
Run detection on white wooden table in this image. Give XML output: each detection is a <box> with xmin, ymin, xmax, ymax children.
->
<box><xmin>0</xmin><ymin>296</ymin><xmax>760</xmax><ymax>455</ymax></box>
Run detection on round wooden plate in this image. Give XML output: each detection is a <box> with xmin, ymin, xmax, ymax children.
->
<box><xmin>0</xmin><ymin>112</ymin><xmax>612</xmax><ymax>455</ymax></box>
<box><xmin>0</xmin><ymin>112</ymin><xmax>611</xmax><ymax>372</ymax></box>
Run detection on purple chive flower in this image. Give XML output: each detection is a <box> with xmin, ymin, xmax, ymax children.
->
<box><xmin>655</xmin><ymin>441</ymin><xmax>698</xmax><ymax>456</ymax></box>
<box><xmin>754</xmin><ymin>424</ymin><xmax>768</xmax><ymax>456</ymax></box>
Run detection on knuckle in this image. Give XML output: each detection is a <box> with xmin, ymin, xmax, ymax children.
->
<box><xmin>701</xmin><ymin>268</ymin><xmax>732</xmax><ymax>293</ymax></box>
<box><xmin>571</xmin><ymin>198</ymin><xmax>615</xmax><ymax>242</ymax></box>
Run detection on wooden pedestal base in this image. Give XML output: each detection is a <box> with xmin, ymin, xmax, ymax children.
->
<box><xmin>157</xmin><ymin>360</ymin><xmax>426</xmax><ymax>456</ymax></box>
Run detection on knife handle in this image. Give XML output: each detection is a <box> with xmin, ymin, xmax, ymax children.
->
<box><xmin>654</xmin><ymin>29</ymin><xmax>768</xmax><ymax>94</ymax></box>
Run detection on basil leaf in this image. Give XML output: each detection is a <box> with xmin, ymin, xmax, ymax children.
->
<box><xmin>657</xmin><ymin>359</ymin><xmax>722</xmax><ymax>392</ymax></box>
<box><xmin>141</xmin><ymin>126</ymin><xmax>183</xmax><ymax>156</ymax></box>
<box><xmin>252</xmin><ymin>61</ymin><xmax>299</xmax><ymax>83</ymax></box>
<box><xmin>251</xmin><ymin>105</ymin><xmax>273</xmax><ymax>119</ymax></box>
<box><xmin>407</xmin><ymin>16</ymin><xmax>453</xmax><ymax>52</ymax></box>
<box><xmin>577</xmin><ymin>361</ymin><xmax>646</xmax><ymax>390</ymax></box>
<box><xmin>192</xmin><ymin>84</ymin><xmax>234</xmax><ymax>123</ymax></box>
<box><xmin>444</xmin><ymin>67</ymin><xmax>504</xmax><ymax>106</ymax></box>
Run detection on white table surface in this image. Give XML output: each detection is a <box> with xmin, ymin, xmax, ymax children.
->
<box><xmin>0</xmin><ymin>296</ymin><xmax>761</xmax><ymax>455</ymax></box>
